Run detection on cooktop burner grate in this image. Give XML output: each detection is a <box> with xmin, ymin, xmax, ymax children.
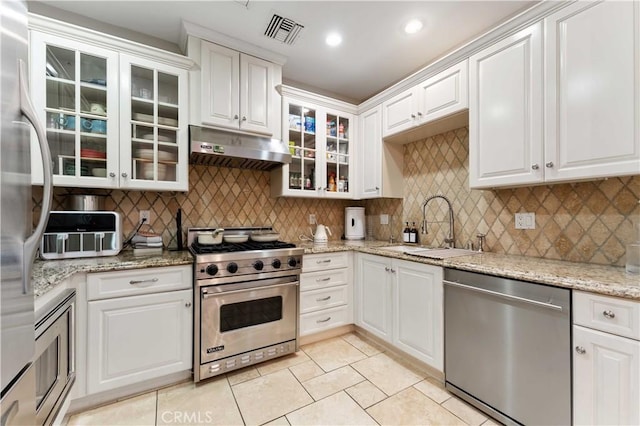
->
<box><xmin>191</xmin><ymin>240</ymin><xmax>297</xmax><ymax>254</ymax></box>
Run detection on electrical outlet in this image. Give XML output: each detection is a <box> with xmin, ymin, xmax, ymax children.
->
<box><xmin>139</xmin><ymin>210</ymin><xmax>151</xmax><ymax>224</ymax></box>
<box><xmin>380</xmin><ymin>214</ymin><xmax>389</xmax><ymax>225</ymax></box>
<box><xmin>308</xmin><ymin>214</ymin><xmax>316</xmax><ymax>225</ymax></box>
<box><xmin>515</xmin><ymin>212</ymin><xmax>535</xmax><ymax>230</ymax></box>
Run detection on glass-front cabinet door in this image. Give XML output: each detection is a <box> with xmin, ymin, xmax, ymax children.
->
<box><xmin>119</xmin><ymin>54</ymin><xmax>188</xmax><ymax>191</ymax></box>
<box><xmin>279</xmin><ymin>97</ymin><xmax>354</xmax><ymax>198</ymax></box>
<box><xmin>30</xmin><ymin>32</ymin><xmax>119</xmax><ymax>187</ymax></box>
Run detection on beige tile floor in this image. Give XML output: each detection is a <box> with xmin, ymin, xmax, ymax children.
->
<box><xmin>68</xmin><ymin>332</ymin><xmax>499</xmax><ymax>426</ymax></box>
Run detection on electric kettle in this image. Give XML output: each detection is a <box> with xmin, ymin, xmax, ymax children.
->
<box><xmin>311</xmin><ymin>224</ymin><xmax>331</xmax><ymax>243</ymax></box>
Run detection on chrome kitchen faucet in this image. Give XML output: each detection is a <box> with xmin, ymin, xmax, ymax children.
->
<box><xmin>421</xmin><ymin>195</ymin><xmax>455</xmax><ymax>248</ymax></box>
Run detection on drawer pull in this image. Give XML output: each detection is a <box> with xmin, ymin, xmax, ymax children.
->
<box><xmin>316</xmin><ymin>296</ymin><xmax>331</xmax><ymax>302</ymax></box>
<box><xmin>317</xmin><ymin>259</ymin><xmax>332</xmax><ymax>264</ymax></box>
<box><xmin>316</xmin><ymin>317</ymin><xmax>331</xmax><ymax>323</ymax></box>
<box><xmin>602</xmin><ymin>310</ymin><xmax>616</xmax><ymax>319</ymax></box>
<box><xmin>316</xmin><ymin>277</ymin><xmax>331</xmax><ymax>282</ymax></box>
<box><xmin>575</xmin><ymin>346</ymin><xmax>586</xmax><ymax>355</ymax></box>
<box><xmin>129</xmin><ymin>278</ymin><xmax>159</xmax><ymax>285</ymax></box>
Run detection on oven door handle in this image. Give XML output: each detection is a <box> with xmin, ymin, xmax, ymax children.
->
<box><xmin>202</xmin><ymin>281</ymin><xmax>298</xmax><ymax>298</ymax></box>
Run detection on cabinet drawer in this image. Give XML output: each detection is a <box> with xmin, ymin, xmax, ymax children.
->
<box><xmin>87</xmin><ymin>265</ymin><xmax>192</xmax><ymax>301</ymax></box>
<box><xmin>300</xmin><ymin>269</ymin><xmax>348</xmax><ymax>291</ymax></box>
<box><xmin>303</xmin><ymin>252</ymin><xmax>348</xmax><ymax>272</ymax></box>
<box><xmin>574</xmin><ymin>291</ymin><xmax>640</xmax><ymax>340</ymax></box>
<box><xmin>300</xmin><ymin>285</ymin><xmax>348</xmax><ymax>314</ymax></box>
<box><xmin>300</xmin><ymin>305</ymin><xmax>350</xmax><ymax>336</ymax></box>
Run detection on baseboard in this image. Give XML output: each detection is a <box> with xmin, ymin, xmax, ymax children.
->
<box><xmin>299</xmin><ymin>324</ymin><xmax>355</xmax><ymax>346</ymax></box>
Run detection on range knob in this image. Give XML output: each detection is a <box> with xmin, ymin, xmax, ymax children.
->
<box><xmin>272</xmin><ymin>259</ymin><xmax>282</xmax><ymax>269</ymax></box>
<box><xmin>227</xmin><ymin>262</ymin><xmax>238</xmax><ymax>273</ymax></box>
<box><xmin>288</xmin><ymin>257</ymin><xmax>298</xmax><ymax>268</ymax></box>
<box><xmin>206</xmin><ymin>264</ymin><xmax>219</xmax><ymax>276</ymax></box>
<box><xmin>253</xmin><ymin>260</ymin><xmax>264</xmax><ymax>271</ymax></box>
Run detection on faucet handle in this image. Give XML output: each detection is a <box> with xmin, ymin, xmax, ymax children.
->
<box><xmin>476</xmin><ymin>233</ymin><xmax>486</xmax><ymax>252</ymax></box>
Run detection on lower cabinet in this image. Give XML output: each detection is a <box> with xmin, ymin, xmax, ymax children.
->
<box><xmin>355</xmin><ymin>253</ymin><xmax>443</xmax><ymax>371</ymax></box>
<box><xmin>573</xmin><ymin>291</ymin><xmax>640</xmax><ymax>425</ymax></box>
<box><xmin>86</xmin><ymin>266</ymin><xmax>192</xmax><ymax>395</ymax></box>
<box><xmin>299</xmin><ymin>252</ymin><xmax>352</xmax><ymax>336</ymax></box>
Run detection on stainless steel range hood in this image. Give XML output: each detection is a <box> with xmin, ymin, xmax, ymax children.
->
<box><xmin>189</xmin><ymin>125</ymin><xmax>291</xmax><ymax>171</ymax></box>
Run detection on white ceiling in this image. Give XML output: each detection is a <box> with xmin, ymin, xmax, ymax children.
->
<box><xmin>29</xmin><ymin>1</ymin><xmax>536</xmax><ymax>104</ymax></box>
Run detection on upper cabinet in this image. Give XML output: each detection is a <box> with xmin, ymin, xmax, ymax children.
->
<box><xmin>29</xmin><ymin>16</ymin><xmax>192</xmax><ymax>191</ymax></box>
<box><xmin>382</xmin><ymin>60</ymin><xmax>468</xmax><ymax>138</ymax></box>
<box><xmin>196</xmin><ymin>40</ymin><xmax>281</xmax><ymax>137</ymax></box>
<box><xmin>357</xmin><ymin>105</ymin><xmax>403</xmax><ymax>199</ymax></box>
<box><xmin>470</xmin><ymin>1</ymin><xmax>640</xmax><ymax>189</ymax></box>
<box><xmin>468</xmin><ymin>22</ymin><xmax>544</xmax><ymax>188</ymax></box>
<box><xmin>271</xmin><ymin>88</ymin><xmax>356</xmax><ymax>199</ymax></box>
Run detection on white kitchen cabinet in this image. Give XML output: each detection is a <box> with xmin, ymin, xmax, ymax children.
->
<box><xmin>355</xmin><ymin>253</ymin><xmax>443</xmax><ymax>370</ymax></box>
<box><xmin>357</xmin><ymin>105</ymin><xmax>403</xmax><ymax>199</ymax></box>
<box><xmin>470</xmin><ymin>1</ymin><xmax>640</xmax><ymax>189</ymax></box>
<box><xmin>271</xmin><ymin>89</ymin><xmax>357</xmax><ymax>198</ymax></box>
<box><xmin>382</xmin><ymin>60</ymin><xmax>468</xmax><ymax>138</ymax></box>
<box><xmin>468</xmin><ymin>22</ymin><xmax>544</xmax><ymax>189</ymax></box>
<box><xmin>573</xmin><ymin>291</ymin><xmax>640</xmax><ymax>426</ymax></box>
<box><xmin>299</xmin><ymin>252</ymin><xmax>352</xmax><ymax>336</ymax></box>
<box><xmin>199</xmin><ymin>40</ymin><xmax>279</xmax><ymax>136</ymax></box>
<box><xmin>86</xmin><ymin>266</ymin><xmax>192</xmax><ymax>395</ymax></box>
<box><xmin>29</xmin><ymin>17</ymin><xmax>192</xmax><ymax>191</ymax></box>
<box><xmin>119</xmin><ymin>54</ymin><xmax>189</xmax><ymax>191</ymax></box>
<box><xmin>543</xmin><ymin>1</ymin><xmax>640</xmax><ymax>182</ymax></box>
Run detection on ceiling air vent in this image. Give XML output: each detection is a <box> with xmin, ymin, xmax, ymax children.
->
<box><xmin>264</xmin><ymin>14</ymin><xmax>304</xmax><ymax>45</ymax></box>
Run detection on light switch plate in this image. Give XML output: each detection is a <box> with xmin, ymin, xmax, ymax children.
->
<box><xmin>515</xmin><ymin>212</ymin><xmax>535</xmax><ymax>229</ymax></box>
<box><xmin>308</xmin><ymin>214</ymin><xmax>316</xmax><ymax>225</ymax></box>
<box><xmin>139</xmin><ymin>210</ymin><xmax>151</xmax><ymax>224</ymax></box>
<box><xmin>380</xmin><ymin>214</ymin><xmax>389</xmax><ymax>225</ymax></box>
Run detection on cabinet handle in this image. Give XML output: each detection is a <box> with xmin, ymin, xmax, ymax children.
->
<box><xmin>531</xmin><ymin>164</ymin><xmax>539</xmax><ymax>170</ymax></box>
<box><xmin>575</xmin><ymin>346</ymin><xmax>586</xmax><ymax>355</ymax></box>
<box><xmin>316</xmin><ymin>277</ymin><xmax>331</xmax><ymax>282</ymax></box>
<box><xmin>109</xmin><ymin>172</ymin><xmax>116</xmax><ymax>177</ymax></box>
<box><xmin>316</xmin><ymin>296</ymin><xmax>331</xmax><ymax>302</ymax></box>
<box><xmin>545</xmin><ymin>162</ymin><xmax>554</xmax><ymax>168</ymax></box>
<box><xmin>316</xmin><ymin>259</ymin><xmax>331</xmax><ymax>264</ymax></box>
<box><xmin>121</xmin><ymin>172</ymin><xmax>128</xmax><ymax>178</ymax></box>
<box><xmin>129</xmin><ymin>278</ymin><xmax>159</xmax><ymax>285</ymax></box>
<box><xmin>316</xmin><ymin>317</ymin><xmax>331</xmax><ymax>323</ymax></box>
<box><xmin>233</xmin><ymin>114</ymin><xmax>239</xmax><ymax>120</ymax></box>
<box><xmin>241</xmin><ymin>116</ymin><xmax>247</xmax><ymax>121</ymax></box>
<box><xmin>185</xmin><ymin>302</ymin><xmax>192</xmax><ymax>308</ymax></box>
<box><xmin>602</xmin><ymin>310</ymin><xmax>616</xmax><ymax>319</ymax></box>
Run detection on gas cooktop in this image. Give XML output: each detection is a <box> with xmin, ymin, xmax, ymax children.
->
<box><xmin>190</xmin><ymin>240</ymin><xmax>296</xmax><ymax>255</ymax></box>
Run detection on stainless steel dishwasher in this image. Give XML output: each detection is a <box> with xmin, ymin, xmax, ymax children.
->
<box><xmin>444</xmin><ymin>268</ymin><xmax>571</xmax><ymax>426</ymax></box>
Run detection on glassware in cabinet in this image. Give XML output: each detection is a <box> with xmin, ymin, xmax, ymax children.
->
<box><xmin>287</xmin><ymin>104</ymin><xmax>317</xmax><ymax>192</ymax></box>
<box><xmin>325</xmin><ymin>113</ymin><xmax>350</xmax><ymax>193</ymax></box>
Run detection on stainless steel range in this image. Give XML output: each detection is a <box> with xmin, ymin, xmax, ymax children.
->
<box><xmin>188</xmin><ymin>227</ymin><xmax>304</xmax><ymax>382</ymax></box>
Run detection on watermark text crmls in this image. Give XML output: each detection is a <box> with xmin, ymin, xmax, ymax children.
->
<box><xmin>160</xmin><ymin>410</ymin><xmax>214</xmax><ymax>424</ymax></box>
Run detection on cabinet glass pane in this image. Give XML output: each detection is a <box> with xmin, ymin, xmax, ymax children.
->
<box><xmin>325</xmin><ymin>114</ymin><xmax>350</xmax><ymax>193</ymax></box>
<box><xmin>129</xmin><ymin>66</ymin><xmax>178</xmax><ymax>183</ymax></box>
<box><xmin>288</xmin><ymin>104</ymin><xmax>316</xmax><ymax>191</ymax></box>
<box><xmin>80</xmin><ymin>53</ymin><xmax>107</xmax><ymax>86</ymax></box>
<box><xmin>45</xmin><ymin>45</ymin><xmax>75</xmax><ymax>81</ymax></box>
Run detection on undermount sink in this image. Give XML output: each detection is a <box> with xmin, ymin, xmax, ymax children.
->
<box><xmin>381</xmin><ymin>245</ymin><xmax>480</xmax><ymax>260</ymax></box>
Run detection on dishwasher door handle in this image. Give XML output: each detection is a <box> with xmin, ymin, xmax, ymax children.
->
<box><xmin>444</xmin><ymin>280</ymin><xmax>564</xmax><ymax>312</ymax></box>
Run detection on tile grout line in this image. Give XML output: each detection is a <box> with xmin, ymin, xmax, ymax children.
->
<box><xmin>227</xmin><ymin>374</ymin><xmax>248</xmax><ymax>425</ymax></box>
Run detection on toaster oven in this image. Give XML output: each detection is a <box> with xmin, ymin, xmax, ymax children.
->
<box><xmin>40</xmin><ymin>211</ymin><xmax>122</xmax><ymax>259</ymax></box>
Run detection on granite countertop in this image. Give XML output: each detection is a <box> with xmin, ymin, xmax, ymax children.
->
<box><xmin>32</xmin><ymin>240</ymin><xmax>640</xmax><ymax>301</ymax></box>
<box><xmin>32</xmin><ymin>250</ymin><xmax>193</xmax><ymax>298</ymax></box>
<box><xmin>301</xmin><ymin>240</ymin><xmax>640</xmax><ymax>301</ymax></box>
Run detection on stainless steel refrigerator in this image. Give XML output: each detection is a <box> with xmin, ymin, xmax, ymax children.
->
<box><xmin>1</xmin><ymin>0</ymin><xmax>53</xmax><ymax>423</ymax></box>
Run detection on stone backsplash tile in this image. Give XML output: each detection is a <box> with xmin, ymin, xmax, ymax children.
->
<box><xmin>365</xmin><ymin>126</ymin><xmax>640</xmax><ymax>266</ymax></box>
<box><xmin>32</xmin><ymin>165</ymin><xmax>361</xmax><ymax>248</ymax></box>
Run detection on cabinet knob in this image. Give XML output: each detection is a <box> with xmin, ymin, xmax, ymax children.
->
<box><xmin>531</xmin><ymin>164</ymin><xmax>539</xmax><ymax>170</ymax></box>
<box><xmin>575</xmin><ymin>346</ymin><xmax>586</xmax><ymax>355</ymax></box>
<box><xmin>545</xmin><ymin>162</ymin><xmax>554</xmax><ymax>168</ymax></box>
<box><xmin>410</xmin><ymin>113</ymin><xmax>416</xmax><ymax>119</ymax></box>
<box><xmin>241</xmin><ymin>116</ymin><xmax>247</xmax><ymax>121</ymax></box>
<box><xmin>602</xmin><ymin>310</ymin><xmax>616</xmax><ymax>319</ymax></box>
<box><xmin>390</xmin><ymin>268</ymin><xmax>396</xmax><ymax>273</ymax></box>
<box><xmin>121</xmin><ymin>172</ymin><xmax>128</xmax><ymax>178</ymax></box>
<box><xmin>185</xmin><ymin>302</ymin><xmax>192</xmax><ymax>308</ymax></box>
<box><xmin>385</xmin><ymin>267</ymin><xmax>390</xmax><ymax>272</ymax></box>
<box><xmin>375</xmin><ymin>186</ymin><xmax>380</xmax><ymax>191</ymax></box>
<box><xmin>417</xmin><ymin>112</ymin><xmax>423</xmax><ymax>117</ymax></box>
<box><xmin>109</xmin><ymin>172</ymin><xmax>116</xmax><ymax>178</ymax></box>
<box><xmin>233</xmin><ymin>114</ymin><xmax>239</xmax><ymax>120</ymax></box>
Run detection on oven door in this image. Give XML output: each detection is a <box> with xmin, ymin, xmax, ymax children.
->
<box><xmin>200</xmin><ymin>276</ymin><xmax>298</xmax><ymax>364</ymax></box>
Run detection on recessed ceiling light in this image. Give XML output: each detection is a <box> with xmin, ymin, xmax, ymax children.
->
<box><xmin>325</xmin><ymin>32</ymin><xmax>342</xmax><ymax>47</ymax></box>
<box><xmin>404</xmin><ymin>19</ymin><xmax>423</xmax><ymax>34</ymax></box>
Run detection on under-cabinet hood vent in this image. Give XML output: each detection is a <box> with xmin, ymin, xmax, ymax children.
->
<box><xmin>189</xmin><ymin>125</ymin><xmax>290</xmax><ymax>171</ymax></box>
<box><xmin>264</xmin><ymin>14</ymin><xmax>304</xmax><ymax>45</ymax></box>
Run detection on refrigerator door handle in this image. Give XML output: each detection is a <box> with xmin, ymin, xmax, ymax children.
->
<box><xmin>18</xmin><ymin>59</ymin><xmax>53</xmax><ymax>292</ymax></box>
